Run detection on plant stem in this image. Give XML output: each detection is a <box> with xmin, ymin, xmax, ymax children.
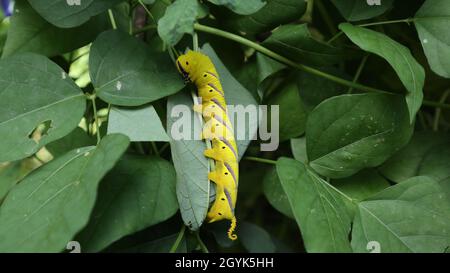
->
<box><xmin>108</xmin><ymin>9</ymin><xmax>118</xmax><ymax>30</ymax></box>
<box><xmin>433</xmin><ymin>89</ymin><xmax>450</xmax><ymax>131</ymax></box>
<box><xmin>194</xmin><ymin>23</ymin><xmax>388</xmax><ymax>94</ymax></box>
<box><xmin>90</xmin><ymin>97</ymin><xmax>101</xmax><ymax>144</ymax></box>
<box><xmin>195</xmin><ymin>231</ymin><xmax>209</xmax><ymax>253</ymax></box>
<box><xmin>302</xmin><ymin>0</ymin><xmax>314</xmax><ymax>23</ymax></box>
<box><xmin>138</xmin><ymin>0</ymin><xmax>155</xmax><ymax>22</ymax></box>
<box><xmin>132</xmin><ymin>24</ymin><xmax>157</xmax><ymax>35</ymax></box>
<box><xmin>169</xmin><ymin>225</ymin><xmax>186</xmax><ymax>253</ymax></box>
<box><xmin>159</xmin><ymin>142</ymin><xmax>170</xmax><ymax>154</ymax></box>
<box><xmin>193</xmin><ymin>23</ymin><xmax>450</xmax><ymax>110</ymax></box>
<box><xmin>243</xmin><ymin>156</ymin><xmax>277</xmax><ymax>165</ymax></box>
<box><xmin>358</xmin><ymin>18</ymin><xmax>415</xmax><ymax>27</ymax></box>
<box><xmin>151</xmin><ymin>142</ymin><xmax>160</xmax><ymax>156</ymax></box>
<box><xmin>315</xmin><ymin>0</ymin><xmax>337</xmax><ymax>35</ymax></box>
<box><xmin>348</xmin><ymin>54</ymin><xmax>369</xmax><ymax>94</ymax></box>
<box><xmin>193</xmin><ymin>32</ymin><xmax>199</xmax><ymax>51</ymax></box>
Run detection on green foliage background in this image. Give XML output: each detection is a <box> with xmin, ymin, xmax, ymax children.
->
<box><xmin>0</xmin><ymin>0</ymin><xmax>450</xmax><ymax>253</ymax></box>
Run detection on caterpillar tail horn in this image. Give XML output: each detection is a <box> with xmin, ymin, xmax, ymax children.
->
<box><xmin>227</xmin><ymin>216</ymin><xmax>238</xmax><ymax>241</ymax></box>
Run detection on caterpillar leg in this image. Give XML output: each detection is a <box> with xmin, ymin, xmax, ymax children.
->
<box><xmin>204</xmin><ymin>148</ymin><xmax>218</xmax><ymax>161</ymax></box>
<box><xmin>207</xmin><ymin>171</ymin><xmax>218</xmax><ymax>183</ymax></box>
<box><xmin>227</xmin><ymin>216</ymin><xmax>238</xmax><ymax>240</ymax></box>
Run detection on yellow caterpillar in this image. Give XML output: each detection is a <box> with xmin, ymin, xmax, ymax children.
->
<box><xmin>176</xmin><ymin>50</ymin><xmax>239</xmax><ymax>240</ymax></box>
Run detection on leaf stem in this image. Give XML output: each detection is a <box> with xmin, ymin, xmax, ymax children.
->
<box><xmin>138</xmin><ymin>0</ymin><xmax>155</xmax><ymax>22</ymax></box>
<box><xmin>151</xmin><ymin>142</ymin><xmax>160</xmax><ymax>156</ymax></box>
<box><xmin>348</xmin><ymin>54</ymin><xmax>369</xmax><ymax>94</ymax></box>
<box><xmin>243</xmin><ymin>156</ymin><xmax>277</xmax><ymax>165</ymax></box>
<box><xmin>90</xmin><ymin>96</ymin><xmax>101</xmax><ymax>144</ymax></box>
<box><xmin>108</xmin><ymin>9</ymin><xmax>118</xmax><ymax>30</ymax></box>
<box><xmin>132</xmin><ymin>24</ymin><xmax>157</xmax><ymax>35</ymax></box>
<box><xmin>169</xmin><ymin>225</ymin><xmax>186</xmax><ymax>253</ymax></box>
<box><xmin>432</xmin><ymin>89</ymin><xmax>450</xmax><ymax>131</ymax></box>
<box><xmin>358</xmin><ymin>18</ymin><xmax>415</xmax><ymax>27</ymax></box>
<box><xmin>159</xmin><ymin>142</ymin><xmax>170</xmax><ymax>154</ymax></box>
<box><xmin>195</xmin><ymin>231</ymin><xmax>209</xmax><ymax>253</ymax></box>
<box><xmin>315</xmin><ymin>0</ymin><xmax>337</xmax><ymax>35</ymax></box>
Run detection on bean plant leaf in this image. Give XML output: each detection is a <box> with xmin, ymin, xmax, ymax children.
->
<box><xmin>46</xmin><ymin>127</ymin><xmax>96</xmax><ymax>158</ymax></box>
<box><xmin>351</xmin><ymin>176</ymin><xmax>450</xmax><ymax>253</ymax></box>
<box><xmin>89</xmin><ymin>30</ymin><xmax>184</xmax><ymax>106</ymax></box>
<box><xmin>28</xmin><ymin>0</ymin><xmax>124</xmax><ymax>28</ymax></box>
<box><xmin>262</xmin><ymin>166</ymin><xmax>294</xmax><ymax>218</ymax></box>
<box><xmin>0</xmin><ymin>134</ymin><xmax>129</xmax><ymax>252</ymax></box>
<box><xmin>2</xmin><ymin>0</ymin><xmax>109</xmax><ymax>57</ymax></box>
<box><xmin>239</xmin><ymin>222</ymin><xmax>276</xmax><ymax>253</ymax></box>
<box><xmin>157</xmin><ymin>0</ymin><xmax>201</xmax><ymax>46</ymax></box>
<box><xmin>414</xmin><ymin>0</ymin><xmax>450</xmax><ymax>78</ymax></box>
<box><xmin>0</xmin><ymin>53</ymin><xmax>86</xmax><ymax>163</ymax></box>
<box><xmin>77</xmin><ymin>155</ymin><xmax>178</xmax><ymax>252</ymax></box>
<box><xmin>107</xmin><ymin>105</ymin><xmax>170</xmax><ymax>142</ymax></box>
<box><xmin>340</xmin><ymin>23</ymin><xmax>425</xmax><ymax>122</ymax></box>
<box><xmin>306</xmin><ymin>93</ymin><xmax>413</xmax><ymax>179</ymax></box>
<box><xmin>277</xmin><ymin>157</ymin><xmax>353</xmax><ymax>253</ymax></box>
<box><xmin>207</xmin><ymin>0</ymin><xmax>266</xmax><ymax>15</ymax></box>
<box><xmin>331</xmin><ymin>0</ymin><xmax>394</xmax><ymax>21</ymax></box>
<box><xmin>379</xmin><ymin>132</ymin><xmax>449</xmax><ymax>183</ymax></box>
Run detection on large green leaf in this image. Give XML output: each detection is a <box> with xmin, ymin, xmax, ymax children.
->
<box><xmin>167</xmin><ymin>90</ymin><xmax>210</xmax><ymax>231</ymax></box>
<box><xmin>28</xmin><ymin>0</ymin><xmax>123</xmax><ymax>28</ymax></box>
<box><xmin>276</xmin><ymin>157</ymin><xmax>353</xmax><ymax>253</ymax></box>
<box><xmin>266</xmin><ymin>80</ymin><xmax>307</xmax><ymax>142</ymax></box>
<box><xmin>263</xmin><ymin>24</ymin><xmax>343</xmax><ymax>66</ymax></box>
<box><xmin>306</xmin><ymin>93</ymin><xmax>413</xmax><ymax>179</ymax></box>
<box><xmin>0</xmin><ymin>53</ymin><xmax>86</xmax><ymax>163</ymax></box>
<box><xmin>157</xmin><ymin>0</ymin><xmax>201</xmax><ymax>46</ymax></box>
<box><xmin>89</xmin><ymin>30</ymin><xmax>184</xmax><ymax>106</ymax></box>
<box><xmin>351</xmin><ymin>176</ymin><xmax>450</xmax><ymax>253</ymax></box>
<box><xmin>77</xmin><ymin>155</ymin><xmax>178</xmax><ymax>252</ymax></box>
<box><xmin>290</xmin><ymin>137</ymin><xmax>307</xmax><ymax>163</ymax></box>
<box><xmin>414</xmin><ymin>0</ymin><xmax>450</xmax><ymax>78</ymax></box>
<box><xmin>46</xmin><ymin>127</ymin><xmax>96</xmax><ymax>158</ymax></box>
<box><xmin>340</xmin><ymin>23</ymin><xmax>425</xmax><ymax>122</ymax></box>
<box><xmin>2</xmin><ymin>0</ymin><xmax>109</xmax><ymax>57</ymax></box>
<box><xmin>107</xmin><ymin>105</ymin><xmax>170</xmax><ymax>142</ymax></box>
<box><xmin>222</xmin><ymin>0</ymin><xmax>306</xmax><ymax>36</ymax></box>
<box><xmin>0</xmin><ymin>134</ymin><xmax>129</xmax><ymax>252</ymax></box>
<box><xmin>207</xmin><ymin>0</ymin><xmax>265</xmax><ymax>15</ymax></box>
<box><xmin>418</xmin><ymin>142</ymin><xmax>450</xmax><ymax>199</ymax></box>
<box><xmin>262</xmin><ymin>166</ymin><xmax>294</xmax><ymax>218</ymax></box>
<box><xmin>379</xmin><ymin>132</ymin><xmax>449</xmax><ymax>183</ymax></box>
<box><xmin>331</xmin><ymin>0</ymin><xmax>394</xmax><ymax>21</ymax></box>
<box><xmin>167</xmin><ymin>44</ymin><xmax>258</xmax><ymax>230</ymax></box>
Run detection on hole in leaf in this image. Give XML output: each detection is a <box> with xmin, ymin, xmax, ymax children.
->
<box><xmin>28</xmin><ymin>120</ymin><xmax>53</xmax><ymax>144</ymax></box>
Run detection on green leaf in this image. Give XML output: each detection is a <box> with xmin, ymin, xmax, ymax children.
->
<box><xmin>276</xmin><ymin>157</ymin><xmax>353</xmax><ymax>253</ymax></box>
<box><xmin>262</xmin><ymin>166</ymin><xmax>294</xmax><ymax>218</ymax></box>
<box><xmin>414</xmin><ymin>0</ymin><xmax>450</xmax><ymax>78</ymax></box>
<box><xmin>266</xmin><ymin>80</ymin><xmax>307</xmax><ymax>142</ymax></box>
<box><xmin>89</xmin><ymin>30</ymin><xmax>184</xmax><ymax>106</ymax></box>
<box><xmin>28</xmin><ymin>0</ymin><xmax>124</xmax><ymax>28</ymax></box>
<box><xmin>77</xmin><ymin>155</ymin><xmax>178</xmax><ymax>252</ymax></box>
<box><xmin>339</xmin><ymin>23</ymin><xmax>425</xmax><ymax>122</ymax></box>
<box><xmin>222</xmin><ymin>0</ymin><xmax>306</xmax><ymax>36</ymax></box>
<box><xmin>107</xmin><ymin>105</ymin><xmax>170</xmax><ymax>142</ymax></box>
<box><xmin>379</xmin><ymin>132</ymin><xmax>449</xmax><ymax>183</ymax></box>
<box><xmin>306</xmin><ymin>93</ymin><xmax>413</xmax><ymax>179</ymax></box>
<box><xmin>331</xmin><ymin>0</ymin><xmax>394</xmax><ymax>21</ymax></box>
<box><xmin>417</xmin><ymin>142</ymin><xmax>450</xmax><ymax>199</ymax></box>
<box><xmin>157</xmin><ymin>0</ymin><xmax>201</xmax><ymax>46</ymax></box>
<box><xmin>351</xmin><ymin>176</ymin><xmax>450</xmax><ymax>253</ymax></box>
<box><xmin>263</xmin><ymin>24</ymin><xmax>343</xmax><ymax>66</ymax></box>
<box><xmin>239</xmin><ymin>222</ymin><xmax>276</xmax><ymax>253</ymax></box>
<box><xmin>167</xmin><ymin>44</ymin><xmax>259</xmax><ymax>230</ymax></box>
<box><xmin>0</xmin><ymin>134</ymin><xmax>129</xmax><ymax>252</ymax></box>
<box><xmin>208</xmin><ymin>0</ymin><xmax>266</xmax><ymax>15</ymax></box>
<box><xmin>290</xmin><ymin>137</ymin><xmax>307</xmax><ymax>163</ymax></box>
<box><xmin>167</xmin><ymin>90</ymin><xmax>210</xmax><ymax>231</ymax></box>
<box><xmin>2</xmin><ymin>0</ymin><xmax>109</xmax><ymax>57</ymax></box>
<box><xmin>331</xmin><ymin>169</ymin><xmax>390</xmax><ymax>202</ymax></box>
<box><xmin>46</xmin><ymin>127</ymin><xmax>96</xmax><ymax>158</ymax></box>
<box><xmin>0</xmin><ymin>53</ymin><xmax>86</xmax><ymax>163</ymax></box>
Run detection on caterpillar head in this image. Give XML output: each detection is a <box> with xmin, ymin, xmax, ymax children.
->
<box><xmin>176</xmin><ymin>50</ymin><xmax>213</xmax><ymax>82</ymax></box>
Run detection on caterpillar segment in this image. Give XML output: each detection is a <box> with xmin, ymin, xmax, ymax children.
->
<box><xmin>176</xmin><ymin>50</ymin><xmax>239</xmax><ymax>240</ymax></box>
